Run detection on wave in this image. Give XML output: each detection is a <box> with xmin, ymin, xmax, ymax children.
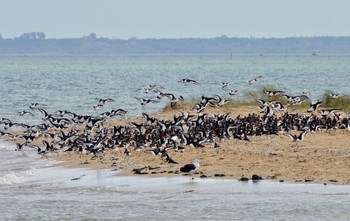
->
<box><xmin>0</xmin><ymin>140</ymin><xmax>15</xmax><ymax>151</ymax></box>
<box><xmin>0</xmin><ymin>171</ymin><xmax>32</xmax><ymax>185</ymax></box>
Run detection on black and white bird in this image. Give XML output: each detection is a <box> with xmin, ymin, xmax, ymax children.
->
<box><xmin>135</xmin><ymin>84</ymin><xmax>164</xmax><ymax>93</ymax></box>
<box><xmin>256</xmin><ymin>99</ymin><xmax>270</xmax><ymax>107</ymax></box>
<box><xmin>219</xmin><ymin>82</ymin><xmax>234</xmax><ymax>90</ymax></box>
<box><xmin>214</xmin><ymin>95</ymin><xmax>230</xmax><ymax>107</ymax></box>
<box><xmin>247</xmin><ymin>75</ymin><xmax>262</xmax><ymax>84</ymax></box>
<box><xmin>284</xmin><ymin>130</ymin><xmax>308</xmax><ymax>142</ymax></box>
<box><xmin>93</xmin><ymin>98</ymin><xmax>115</xmax><ymax>110</ymax></box>
<box><xmin>29</xmin><ymin>103</ymin><xmax>46</xmax><ymax>110</ymax></box>
<box><xmin>15</xmin><ymin>142</ymin><xmax>26</xmax><ymax>151</ymax></box>
<box><xmin>263</xmin><ymin>90</ymin><xmax>285</xmax><ymax>97</ymax></box>
<box><xmin>180</xmin><ymin>159</ymin><xmax>200</xmax><ymax>183</ymax></box>
<box><xmin>228</xmin><ymin>89</ymin><xmax>239</xmax><ymax>96</ymax></box>
<box><xmin>271</xmin><ymin>101</ymin><xmax>287</xmax><ymax>112</ymax></box>
<box><xmin>307</xmin><ymin>100</ymin><xmax>322</xmax><ymax>112</ymax></box>
<box><xmin>318</xmin><ymin>109</ymin><xmax>338</xmax><ymax>117</ymax></box>
<box><xmin>18</xmin><ymin>110</ymin><xmax>35</xmax><ymax>117</ymax></box>
<box><xmin>328</xmin><ymin>93</ymin><xmax>340</xmax><ymax>99</ymax></box>
<box><xmin>301</xmin><ymin>91</ymin><xmax>311</xmax><ymax>97</ymax></box>
<box><xmin>157</xmin><ymin>92</ymin><xmax>184</xmax><ymax>107</ymax></box>
<box><xmin>165</xmin><ymin>154</ymin><xmax>179</xmax><ymax>165</ymax></box>
<box><xmin>134</xmin><ymin>97</ymin><xmax>160</xmax><ymax>106</ymax></box>
<box><xmin>178</xmin><ymin>78</ymin><xmax>199</xmax><ymax>85</ymax></box>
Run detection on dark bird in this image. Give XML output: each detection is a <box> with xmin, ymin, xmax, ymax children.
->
<box><xmin>307</xmin><ymin>100</ymin><xmax>322</xmax><ymax>112</ymax></box>
<box><xmin>219</xmin><ymin>82</ymin><xmax>234</xmax><ymax>90</ymax></box>
<box><xmin>124</xmin><ymin>148</ymin><xmax>131</xmax><ymax>156</ymax></box>
<box><xmin>178</xmin><ymin>78</ymin><xmax>199</xmax><ymax>85</ymax></box>
<box><xmin>134</xmin><ymin>97</ymin><xmax>160</xmax><ymax>106</ymax></box>
<box><xmin>284</xmin><ymin>130</ymin><xmax>308</xmax><ymax>142</ymax></box>
<box><xmin>98</xmin><ymin>98</ymin><xmax>115</xmax><ymax>105</ymax></box>
<box><xmin>29</xmin><ymin>103</ymin><xmax>46</xmax><ymax>110</ymax></box>
<box><xmin>15</xmin><ymin>142</ymin><xmax>26</xmax><ymax>151</ymax></box>
<box><xmin>256</xmin><ymin>99</ymin><xmax>270</xmax><ymax>107</ymax></box>
<box><xmin>228</xmin><ymin>89</ymin><xmax>239</xmax><ymax>96</ymax></box>
<box><xmin>142</xmin><ymin>112</ymin><xmax>157</xmax><ymax>123</ymax></box>
<box><xmin>165</xmin><ymin>154</ymin><xmax>178</xmax><ymax>164</ymax></box>
<box><xmin>180</xmin><ymin>159</ymin><xmax>200</xmax><ymax>183</ymax></box>
<box><xmin>93</xmin><ymin>98</ymin><xmax>115</xmax><ymax>110</ymax></box>
<box><xmin>157</xmin><ymin>92</ymin><xmax>184</xmax><ymax>107</ymax></box>
<box><xmin>318</xmin><ymin>109</ymin><xmax>338</xmax><ymax>116</ymax></box>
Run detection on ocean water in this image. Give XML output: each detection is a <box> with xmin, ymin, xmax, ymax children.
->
<box><xmin>0</xmin><ymin>56</ymin><xmax>349</xmax><ymax>125</ymax></box>
<box><xmin>1</xmin><ymin>56</ymin><xmax>350</xmax><ymax>220</ymax></box>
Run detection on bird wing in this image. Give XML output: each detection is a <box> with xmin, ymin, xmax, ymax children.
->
<box><xmin>299</xmin><ymin>130</ymin><xmax>308</xmax><ymax>141</ymax></box>
<box><xmin>180</xmin><ymin>163</ymin><xmax>196</xmax><ymax>173</ymax></box>
<box><xmin>284</xmin><ymin>133</ymin><xmax>295</xmax><ymax>141</ymax></box>
<box><xmin>105</xmin><ymin>98</ymin><xmax>115</xmax><ymax>102</ymax></box>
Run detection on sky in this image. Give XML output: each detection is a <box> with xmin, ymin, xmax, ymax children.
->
<box><xmin>1</xmin><ymin>0</ymin><xmax>350</xmax><ymax>39</ymax></box>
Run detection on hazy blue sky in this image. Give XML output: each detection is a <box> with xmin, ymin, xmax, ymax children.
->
<box><xmin>1</xmin><ymin>0</ymin><xmax>349</xmax><ymax>39</ymax></box>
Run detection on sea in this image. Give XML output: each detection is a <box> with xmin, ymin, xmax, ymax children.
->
<box><xmin>1</xmin><ymin>56</ymin><xmax>350</xmax><ymax>220</ymax></box>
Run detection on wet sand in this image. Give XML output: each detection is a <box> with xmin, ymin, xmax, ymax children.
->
<box><xmin>51</xmin><ymin>106</ymin><xmax>350</xmax><ymax>185</ymax></box>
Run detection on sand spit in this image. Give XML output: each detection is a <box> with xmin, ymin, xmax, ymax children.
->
<box><xmin>45</xmin><ymin>106</ymin><xmax>350</xmax><ymax>185</ymax></box>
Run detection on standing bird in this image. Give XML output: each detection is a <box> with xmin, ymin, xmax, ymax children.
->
<box><xmin>180</xmin><ymin>159</ymin><xmax>200</xmax><ymax>183</ymax></box>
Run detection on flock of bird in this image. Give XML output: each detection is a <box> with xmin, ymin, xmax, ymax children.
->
<box><xmin>1</xmin><ymin>74</ymin><xmax>350</xmax><ymax>179</ymax></box>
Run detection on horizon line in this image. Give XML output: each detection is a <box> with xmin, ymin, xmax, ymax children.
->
<box><xmin>2</xmin><ymin>33</ymin><xmax>350</xmax><ymax>40</ymax></box>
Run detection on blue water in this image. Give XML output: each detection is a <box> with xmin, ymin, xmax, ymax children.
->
<box><xmin>1</xmin><ymin>56</ymin><xmax>349</xmax><ymax>125</ymax></box>
<box><xmin>1</xmin><ymin>56</ymin><xmax>350</xmax><ymax>220</ymax></box>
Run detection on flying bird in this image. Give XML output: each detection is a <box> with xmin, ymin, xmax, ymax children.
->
<box><xmin>134</xmin><ymin>97</ymin><xmax>160</xmax><ymax>106</ymax></box>
<box><xmin>228</xmin><ymin>89</ymin><xmax>239</xmax><ymax>96</ymax></box>
<box><xmin>178</xmin><ymin>78</ymin><xmax>199</xmax><ymax>85</ymax></box>
<box><xmin>93</xmin><ymin>98</ymin><xmax>115</xmax><ymax>110</ymax></box>
<box><xmin>18</xmin><ymin>110</ymin><xmax>35</xmax><ymax>117</ymax></box>
<box><xmin>307</xmin><ymin>100</ymin><xmax>322</xmax><ymax>112</ymax></box>
<box><xmin>247</xmin><ymin>75</ymin><xmax>262</xmax><ymax>84</ymax></box>
<box><xmin>284</xmin><ymin>130</ymin><xmax>308</xmax><ymax>142</ymax></box>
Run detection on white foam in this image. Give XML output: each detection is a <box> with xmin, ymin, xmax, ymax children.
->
<box><xmin>0</xmin><ymin>140</ymin><xmax>15</xmax><ymax>151</ymax></box>
<box><xmin>0</xmin><ymin>172</ymin><xmax>28</xmax><ymax>185</ymax></box>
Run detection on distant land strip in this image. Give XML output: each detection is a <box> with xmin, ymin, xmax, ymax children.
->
<box><xmin>1</xmin><ymin>33</ymin><xmax>350</xmax><ymax>55</ymax></box>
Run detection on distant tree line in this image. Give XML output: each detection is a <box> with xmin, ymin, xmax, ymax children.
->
<box><xmin>1</xmin><ymin>32</ymin><xmax>350</xmax><ymax>55</ymax></box>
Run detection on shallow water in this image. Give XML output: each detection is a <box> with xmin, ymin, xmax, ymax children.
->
<box><xmin>1</xmin><ymin>56</ymin><xmax>350</xmax><ymax>220</ymax></box>
<box><xmin>1</xmin><ymin>140</ymin><xmax>350</xmax><ymax>220</ymax></box>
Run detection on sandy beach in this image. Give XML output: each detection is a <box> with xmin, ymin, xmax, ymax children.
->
<box><xmin>47</xmin><ymin>105</ymin><xmax>350</xmax><ymax>185</ymax></box>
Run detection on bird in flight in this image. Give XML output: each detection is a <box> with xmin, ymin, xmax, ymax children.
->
<box><xmin>284</xmin><ymin>130</ymin><xmax>308</xmax><ymax>142</ymax></box>
<box><xmin>93</xmin><ymin>98</ymin><xmax>115</xmax><ymax>110</ymax></box>
<box><xmin>247</xmin><ymin>75</ymin><xmax>262</xmax><ymax>84</ymax></box>
<box><xmin>178</xmin><ymin>78</ymin><xmax>199</xmax><ymax>85</ymax></box>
